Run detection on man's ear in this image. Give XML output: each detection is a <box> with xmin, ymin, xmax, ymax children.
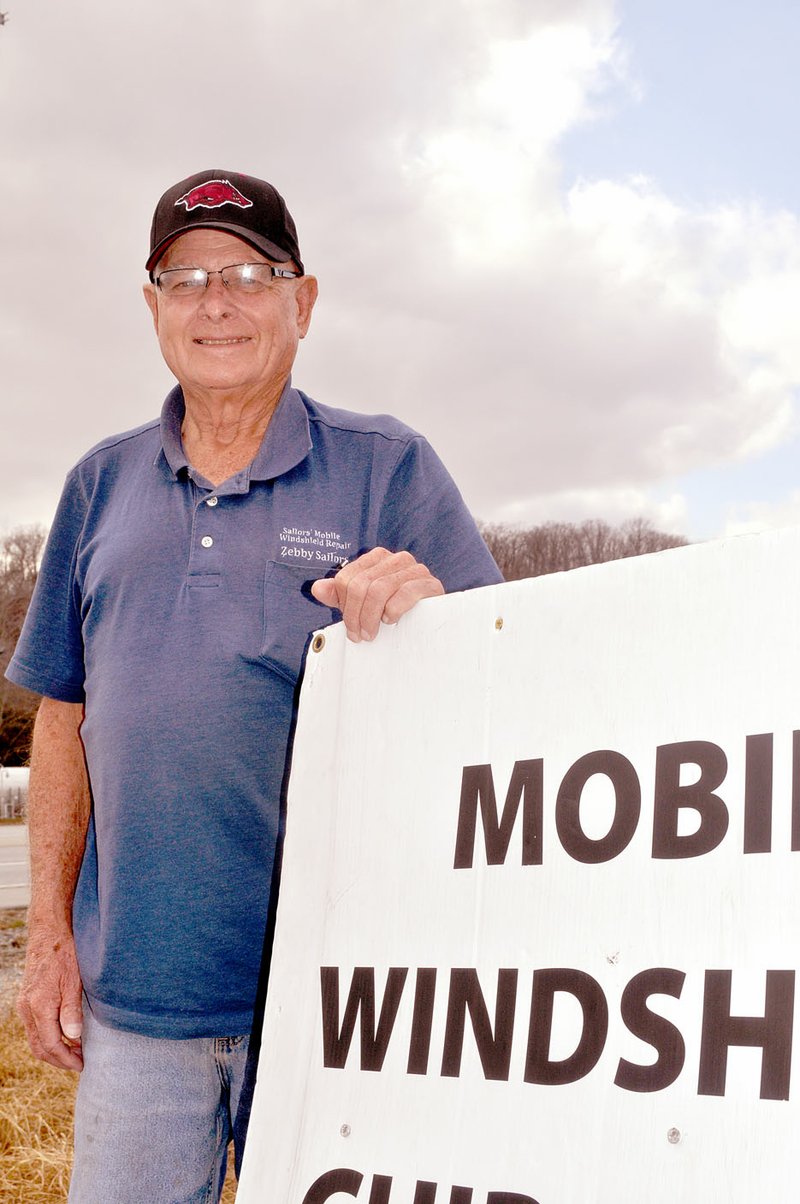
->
<box><xmin>295</xmin><ymin>274</ymin><xmax>318</xmax><ymax>339</ymax></box>
<box><xmin>142</xmin><ymin>282</ymin><xmax>159</xmax><ymax>331</ymax></box>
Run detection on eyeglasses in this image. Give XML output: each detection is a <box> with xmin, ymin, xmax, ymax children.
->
<box><xmin>154</xmin><ymin>262</ymin><xmax>300</xmax><ymax>296</ymax></box>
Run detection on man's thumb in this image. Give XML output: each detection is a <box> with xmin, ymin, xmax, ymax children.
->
<box><xmin>60</xmin><ymin>1003</ymin><xmax>83</xmax><ymax>1042</ymax></box>
<box><xmin>311</xmin><ymin>578</ymin><xmax>337</xmax><ymax>606</ymax></box>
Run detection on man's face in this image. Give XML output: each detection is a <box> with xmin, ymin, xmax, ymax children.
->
<box><xmin>143</xmin><ymin>229</ymin><xmax>317</xmax><ymax>402</ymax></box>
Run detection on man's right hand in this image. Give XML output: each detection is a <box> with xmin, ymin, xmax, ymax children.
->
<box><xmin>17</xmin><ymin>926</ymin><xmax>84</xmax><ymax>1071</ymax></box>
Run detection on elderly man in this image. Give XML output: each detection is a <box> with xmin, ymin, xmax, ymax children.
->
<box><xmin>7</xmin><ymin>170</ymin><xmax>501</xmax><ymax>1202</ymax></box>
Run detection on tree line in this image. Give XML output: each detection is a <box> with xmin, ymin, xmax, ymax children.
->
<box><xmin>0</xmin><ymin>525</ymin><xmax>47</xmax><ymax>765</ymax></box>
<box><xmin>0</xmin><ymin>517</ymin><xmax>688</xmax><ymax>765</ymax></box>
<box><xmin>480</xmin><ymin>517</ymin><xmax>687</xmax><ymax>581</ymax></box>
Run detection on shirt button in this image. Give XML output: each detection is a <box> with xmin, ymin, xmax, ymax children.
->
<box><xmin>201</xmin><ymin>536</ymin><xmax>214</xmax><ymax>548</ymax></box>
<box><xmin>206</xmin><ymin>496</ymin><xmax>218</xmax><ymax>507</ymax></box>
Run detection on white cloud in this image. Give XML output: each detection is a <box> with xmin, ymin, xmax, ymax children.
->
<box><xmin>491</xmin><ymin>486</ymin><xmax>688</xmax><ymax>531</ymax></box>
<box><xmin>2</xmin><ymin>0</ymin><xmax>800</xmax><ymax>542</ymax></box>
<box><xmin>724</xmin><ymin>492</ymin><xmax>800</xmax><ymax>538</ymax></box>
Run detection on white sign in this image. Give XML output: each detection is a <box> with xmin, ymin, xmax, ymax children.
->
<box><xmin>238</xmin><ymin>530</ymin><xmax>800</xmax><ymax>1204</ymax></box>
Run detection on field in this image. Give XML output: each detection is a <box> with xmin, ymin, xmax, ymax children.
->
<box><xmin>0</xmin><ymin>910</ymin><xmax>237</xmax><ymax>1202</ymax></box>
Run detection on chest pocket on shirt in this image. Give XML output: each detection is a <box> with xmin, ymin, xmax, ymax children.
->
<box><xmin>260</xmin><ymin>560</ymin><xmax>340</xmax><ymax>684</ymax></box>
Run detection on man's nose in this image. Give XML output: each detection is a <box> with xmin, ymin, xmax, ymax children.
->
<box><xmin>198</xmin><ymin>273</ymin><xmax>235</xmax><ymax>316</ymax></box>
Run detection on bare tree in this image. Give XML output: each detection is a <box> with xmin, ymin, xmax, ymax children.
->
<box><xmin>481</xmin><ymin>517</ymin><xmax>688</xmax><ymax>582</ymax></box>
<box><xmin>0</xmin><ymin>524</ymin><xmax>47</xmax><ymax>765</ymax></box>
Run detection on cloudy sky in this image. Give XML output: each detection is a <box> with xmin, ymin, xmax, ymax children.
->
<box><xmin>2</xmin><ymin>0</ymin><xmax>800</xmax><ymax>541</ymax></box>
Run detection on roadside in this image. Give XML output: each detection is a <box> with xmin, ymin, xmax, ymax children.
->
<box><xmin>0</xmin><ymin>823</ymin><xmax>29</xmax><ymax>911</ymax></box>
<box><xmin>0</xmin><ymin>907</ymin><xmax>25</xmax><ymax>971</ymax></box>
<box><xmin>0</xmin><ymin>905</ymin><xmax>25</xmax><ymax>997</ymax></box>
<box><xmin>0</xmin><ymin>821</ymin><xmax>27</xmax><ymax>842</ymax></box>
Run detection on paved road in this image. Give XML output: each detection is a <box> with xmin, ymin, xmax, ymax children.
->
<box><xmin>0</xmin><ymin>825</ymin><xmax>29</xmax><ymax>909</ymax></box>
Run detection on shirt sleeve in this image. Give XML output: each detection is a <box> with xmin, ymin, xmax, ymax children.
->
<box><xmin>376</xmin><ymin>435</ymin><xmax>504</xmax><ymax>592</ymax></box>
<box><xmin>5</xmin><ymin>470</ymin><xmax>88</xmax><ymax>702</ymax></box>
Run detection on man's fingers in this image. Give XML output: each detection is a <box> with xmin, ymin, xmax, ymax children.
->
<box><xmin>39</xmin><ymin>1023</ymin><xmax>84</xmax><ymax>1071</ymax></box>
<box><xmin>311</xmin><ymin>549</ymin><xmax>443</xmax><ymax>642</ymax></box>
<box><xmin>380</xmin><ymin>573</ymin><xmax>445</xmax><ymax>625</ymax></box>
<box><xmin>311</xmin><ymin>548</ymin><xmax>393</xmax><ymax>611</ymax></box>
<box><xmin>18</xmin><ymin>996</ymin><xmax>83</xmax><ymax>1070</ymax></box>
<box><xmin>345</xmin><ymin>562</ymin><xmax>437</xmax><ymax>639</ymax></box>
<box><xmin>17</xmin><ymin>931</ymin><xmax>85</xmax><ymax>1071</ymax></box>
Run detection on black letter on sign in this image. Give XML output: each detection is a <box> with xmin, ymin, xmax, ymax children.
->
<box><xmin>744</xmin><ymin>733</ymin><xmax>773</xmax><ymax>854</ymax></box>
<box><xmin>369</xmin><ymin>1177</ymin><xmax>393</xmax><ymax>1204</ymax></box>
<box><xmin>791</xmin><ymin>732</ymin><xmax>800</xmax><ymax>852</ymax></box>
<box><xmin>413</xmin><ymin>1185</ymin><xmax>437</xmax><ymax>1204</ymax></box>
<box><xmin>652</xmin><ymin>741</ymin><xmax>728</xmax><ymax>859</ymax></box>
<box><xmin>525</xmin><ymin>968</ymin><xmax>609</xmax><ymax>1085</ymax></box>
<box><xmin>487</xmin><ymin>1195</ymin><xmax>541</xmax><ymax>1204</ymax></box>
<box><xmin>698</xmin><ymin>970</ymin><xmax>795</xmax><ymax>1100</ymax></box>
<box><xmin>407</xmin><ymin>968</ymin><xmax>437</xmax><ymax>1075</ymax></box>
<box><xmin>321</xmin><ymin>967</ymin><xmax>408</xmax><ymax>1071</ymax></box>
<box><xmin>614</xmin><ymin>967</ymin><xmax>686</xmax><ymax>1092</ymax></box>
<box><xmin>555</xmin><ymin>751</ymin><xmax>641</xmax><ymax>863</ymax></box>
<box><xmin>441</xmin><ymin>968</ymin><xmax>518</xmax><ymax>1081</ymax></box>
<box><xmin>454</xmin><ymin>761</ymin><xmax>543</xmax><ymax>868</ymax></box>
<box><xmin>449</xmin><ymin>1191</ymin><xmax>473</xmax><ymax>1204</ymax></box>
<box><xmin>303</xmin><ymin>1169</ymin><xmax>363</xmax><ymax>1203</ymax></box>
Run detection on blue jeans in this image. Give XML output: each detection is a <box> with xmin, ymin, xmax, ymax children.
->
<box><xmin>67</xmin><ymin>1004</ymin><xmax>250</xmax><ymax>1204</ymax></box>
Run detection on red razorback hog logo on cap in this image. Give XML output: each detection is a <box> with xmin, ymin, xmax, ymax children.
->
<box><xmin>175</xmin><ymin>179</ymin><xmax>254</xmax><ymax>211</ymax></box>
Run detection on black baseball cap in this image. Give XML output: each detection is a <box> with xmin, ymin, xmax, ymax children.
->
<box><xmin>146</xmin><ymin>169</ymin><xmax>304</xmax><ymax>277</ymax></box>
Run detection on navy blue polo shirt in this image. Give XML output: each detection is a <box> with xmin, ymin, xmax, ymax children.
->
<box><xmin>8</xmin><ymin>382</ymin><xmax>502</xmax><ymax>1038</ymax></box>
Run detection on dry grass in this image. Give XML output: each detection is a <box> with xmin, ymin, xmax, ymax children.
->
<box><xmin>0</xmin><ymin>977</ymin><xmax>76</xmax><ymax>1202</ymax></box>
<box><xmin>0</xmin><ymin>911</ymin><xmax>237</xmax><ymax>1202</ymax></box>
